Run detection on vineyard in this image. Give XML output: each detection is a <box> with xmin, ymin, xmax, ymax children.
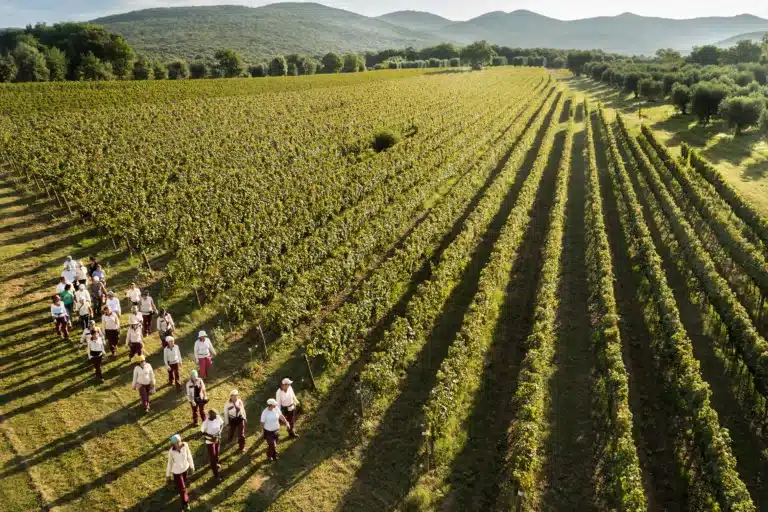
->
<box><xmin>0</xmin><ymin>67</ymin><xmax>767</xmax><ymax>511</ymax></box>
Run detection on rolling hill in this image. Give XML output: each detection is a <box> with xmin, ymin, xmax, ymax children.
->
<box><xmin>715</xmin><ymin>31</ymin><xmax>767</xmax><ymax>47</ymax></box>
<box><xmin>92</xmin><ymin>3</ymin><xmax>768</xmax><ymax>61</ymax></box>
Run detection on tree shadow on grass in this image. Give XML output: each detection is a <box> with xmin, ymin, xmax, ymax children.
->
<box><xmin>701</xmin><ymin>131</ymin><xmax>761</xmax><ymax>166</ymax></box>
<box><xmin>743</xmin><ymin>159</ymin><xmax>768</xmax><ymax>181</ymax></box>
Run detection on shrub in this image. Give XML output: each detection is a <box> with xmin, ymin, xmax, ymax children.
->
<box><xmin>249</xmin><ymin>63</ymin><xmax>268</xmax><ymax>77</ymax></box>
<box><xmin>167</xmin><ymin>60</ymin><xmax>189</xmax><ymax>80</ymax></box>
<box><xmin>371</xmin><ymin>129</ymin><xmax>401</xmax><ymax>152</ymax></box>
<box><xmin>691</xmin><ymin>81</ymin><xmax>729</xmax><ymax>125</ymax></box>
<box><xmin>671</xmin><ymin>83</ymin><xmax>691</xmax><ymax>114</ymax></box>
<box><xmin>719</xmin><ymin>95</ymin><xmax>766</xmax><ymax>134</ymax></box>
<box><xmin>449</xmin><ymin>57</ymin><xmax>461</xmax><ymax>67</ymax></box>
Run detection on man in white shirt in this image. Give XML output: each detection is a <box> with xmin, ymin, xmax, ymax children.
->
<box><xmin>157</xmin><ymin>309</ymin><xmax>175</xmax><ymax>348</ymax></box>
<box><xmin>125</xmin><ymin>323</ymin><xmax>144</xmax><ymax>360</ymax></box>
<box><xmin>276</xmin><ymin>378</ymin><xmax>300</xmax><ymax>438</ymax></box>
<box><xmin>102</xmin><ymin>306</ymin><xmax>120</xmax><ymax>356</ymax></box>
<box><xmin>131</xmin><ymin>355</ymin><xmax>155</xmax><ymax>413</ymax></box>
<box><xmin>75</xmin><ymin>284</ymin><xmax>92</xmax><ymax>331</ymax></box>
<box><xmin>163</xmin><ymin>337</ymin><xmax>182</xmax><ymax>390</ymax></box>
<box><xmin>200</xmin><ymin>411</ymin><xmax>223</xmax><ymax>478</ymax></box>
<box><xmin>223</xmin><ymin>389</ymin><xmax>247</xmax><ymax>452</ymax></box>
<box><xmin>260</xmin><ymin>398</ymin><xmax>288</xmax><ymax>462</ymax></box>
<box><xmin>139</xmin><ymin>291</ymin><xmax>157</xmax><ymax>336</ymax></box>
<box><xmin>126</xmin><ymin>283</ymin><xmax>141</xmax><ymax>306</ymax></box>
<box><xmin>105</xmin><ymin>291</ymin><xmax>121</xmax><ymax>317</ymax></box>
<box><xmin>166</xmin><ymin>434</ymin><xmax>194</xmax><ymax>511</ymax></box>
<box><xmin>85</xmin><ymin>326</ymin><xmax>106</xmax><ymax>382</ymax></box>
<box><xmin>194</xmin><ymin>331</ymin><xmax>217</xmax><ymax>379</ymax></box>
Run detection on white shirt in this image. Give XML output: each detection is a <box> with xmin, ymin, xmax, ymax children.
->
<box><xmin>139</xmin><ymin>296</ymin><xmax>155</xmax><ymax>314</ymax></box>
<box><xmin>276</xmin><ymin>386</ymin><xmax>298</xmax><ymax>410</ymax></box>
<box><xmin>157</xmin><ymin>314</ymin><xmax>174</xmax><ymax>333</ymax></box>
<box><xmin>166</xmin><ymin>443</ymin><xmax>194</xmax><ymax>477</ymax></box>
<box><xmin>86</xmin><ymin>335</ymin><xmax>105</xmax><ymax>356</ymax></box>
<box><xmin>128</xmin><ymin>312</ymin><xmax>143</xmax><ymax>326</ymax></box>
<box><xmin>75</xmin><ymin>290</ymin><xmax>92</xmax><ymax>315</ymax></box>
<box><xmin>125</xmin><ymin>326</ymin><xmax>144</xmax><ymax>345</ymax></box>
<box><xmin>62</xmin><ymin>268</ymin><xmax>76</xmax><ymax>283</ymax></box>
<box><xmin>186</xmin><ymin>378</ymin><xmax>207</xmax><ymax>404</ymax></box>
<box><xmin>106</xmin><ymin>297</ymin><xmax>121</xmax><ymax>316</ymax></box>
<box><xmin>75</xmin><ymin>265</ymin><xmax>88</xmax><ymax>281</ymax></box>
<box><xmin>102</xmin><ymin>312</ymin><xmax>120</xmax><ymax>331</ymax></box>
<box><xmin>51</xmin><ymin>304</ymin><xmax>68</xmax><ymax>318</ymax></box>
<box><xmin>56</xmin><ymin>282</ymin><xmax>68</xmax><ymax>294</ymax></box>
<box><xmin>223</xmin><ymin>399</ymin><xmax>246</xmax><ymax>424</ymax></box>
<box><xmin>200</xmin><ymin>417</ymin><xmax>223</xmax><ymax>443</ymax></box>
<box><xmin>194</xmin><ymin>338</ymin><xmax>216</xmax><ymax>362</ymax></box>
<box><xmin>127</xmin><ymin>287</ymin><xmax>141</xmax><ymax>302</ymax></box>
<box><xmin>260</xmin><ymin>407</ymin><xmax>283</xmax><ymax>432</ymax></box>
<box><xmin>164</xmin><ymin>345</ymin><xmax>182</xmax><ymax>367</ymax></box>
<box><xmin>132</xmin><ymin>363</ymin><xmax>155</xmax><ymax>387</ymax></box>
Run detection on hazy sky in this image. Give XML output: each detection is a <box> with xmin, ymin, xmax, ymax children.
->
<box><xmin>2</xmin><ymin>0</ymin><xmax>768</xmax><ymax>27</ymax></box>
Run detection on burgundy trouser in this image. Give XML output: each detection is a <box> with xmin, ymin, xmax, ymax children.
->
<box><xmin>128</xmin><ymin>342</ymin><xmax>143</xmax><ymax>359</ymax></box>
<box><xmin>168</xmin><ymin>363</ymin><xmax>181</xmax><ymax>386</ymax></box>
<box><xmin>91</xmin><ymin>354</ymin><xmax>103</xmax><ymax>379</ymax></box>
<box><xmin>138</xmin><ymin>384</ymin><xmax>151</xmax><ymax>409</ymax></box>
<box><xmin>141</xmin><ymin>314</ymin><xmax>152</xmax><ymax>336</ymax></box>
<box><xmin>55</xmin><ymin>317</ymin><xmax>69</xmax><ymax>339</ymax></box>
<box><xmin>263</xmin><ymin>429</ymin><xmax>279</xmax><ymax>459</ymax></box>
<box><xmin>198</xmin><ymin>356</ymin><xmax>212</xmax><ymax>379</ymax></box>
<box><xmin>105</xmin><ymin>329</ymin><xmax>119</xmax><ymax>355</ymax></box>
<box><xmin>207</xmin><ymin>442</ymin><xmax>220</xmax><ymax>476</ymax></box>
<box><xmin>191</xmin><ymin>403</ymin><xmax>207</xmax><ymax>424</ymax></box>
<box><xmin>283</xmin><ymin>409</ymin><xmax>296</xmax><ymax>434</ymax></box>
<box><xmin>172</xmin><ymin>470</ymin><xmax>189</xmax><ymax>506</ymax></box>
<box><xmin>228</xmin><ymin>419</ymin><xmax>246</xmax><ymax>450</ymax></box>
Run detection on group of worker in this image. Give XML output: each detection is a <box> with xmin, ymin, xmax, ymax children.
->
<box><xmin>49</xmin><ymin>255</ymin><xmax>303</xmax><ymax>510</ymax></box>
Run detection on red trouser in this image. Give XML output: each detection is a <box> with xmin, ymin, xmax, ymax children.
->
<box><xmin>228</xmin><ymin>419</ymin><xmax>246</xmax><ymax>450</ymax></box>
<box><xmin>128</xmin><ymin>342</ymin><xmax>143</xmax><ymax>359</ymax></box>
<box><xmin>198</xmin><ymin>356</ymin><xmax>212</xmax><ymax>378</ymax></box>
<box><xmin>263</xmin><ymin>429</ymin><xmax>279</xmax><ymax>459</ymax></box>
<box><xmin>141</xmin><ymin>314</ymin><xmax>152</xmax><ymax>336</ymax></box>
<box><xmin>168</xmin><ymin>363</ymin><xmax>181</xmax><ymax>386</ymax></box>
<box><xmin>173</xmin><ymin>470</ymin><xmax>189</xmax><ymax>506</ymax></box>
<box><xmin>207</xmin><ymin>442</ymin><xmax>220</xmax><ymax>476</ymax></box>
<box><xmin>138</xmin><ymin>384</ymin><xmax>151</xmax><ymax>410</ymax></box>
<box><xmin>90</xmin><ymin>354</ymin><xmax>103</xmax><ymax>379</ymax></box>
<box><xmin>105</xmin><ymin>329</ymin><xmax>119</xmax><ymax>355</ymax></box>
<box><xmin>55</xmin><ymin>317</ymin><xmax>69</xmax><ymax>339</ymax></box>
<box><xmin>191</xmin><ymin>403</ymin><xmax>207</xmax><ymax>424</ymax></box>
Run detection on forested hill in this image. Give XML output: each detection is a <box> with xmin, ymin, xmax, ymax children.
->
<box><xmin>92</xmin><ymin>3</ymin><xmax>768</xmax><ymax>60</ymax></box>
<box><xmin>91</xmin><ymin>4</ymin><xmax>443</xmax><ymax>62</ymax></box>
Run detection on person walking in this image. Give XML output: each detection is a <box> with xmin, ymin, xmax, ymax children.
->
<box><xmin>132</xmin><ymin>355</ymin><xmax>155</xmax><ymax>413</ymax></box>
<box><xmin>186</xmin><ymin>370</ymin><xmax>208</xmax><ymax>426</ymax></box>
<box><xmin>128</xmin><ymin>305</ymin><xmax>143</xmax><ymax>329</ymax></box>
<box><xmin>163</xmin><ymin>337</ymin><xmax>182</xmax><ymax>391</ymax></box>
<box><xmin>276</xmin><ymin>378</ymin><xmax>299</xmax><ymax>438</ymax></box>
<box><xmin>223</xmin><ymin>390</ymin><xmax>247</xmax><ymax>453</ymax></box>
<box><xmin>75</xmin><ymin>284</ymin><xmax>92</xmax><ymax>331</ymax></box>
<box><xmin>260</xmin><ymin>398</ymin><xmax>289</xmax><ymax>462</ymax></box>
<box><xmin>75</xmin><ymin>260</ymin><xmax>89</xmax><ymax>289</ymax></box>
<box><xmin>105</xmin><ymin>290</ymin><xmax>121</xmax><ymax>317</ymax></box>
<box><xmin>85</xmin><ymin>325</ymin><xmax>106</xmax><ymax>382</ymax></box>
<box><xmin>126</xmin><ymin>283</ymin><xmax>141</xmax><ymax>308</ymax></box>
<box><xmin>60</xmin><ymin>284</ymin><xmax>75</xmax><ymax>326</ymax></box>
<box><xmin>102</xmin><ymin>306</ymin><xmax>120</xmax><ymax>356</ymax></box>
<box><xmin>194</xmin><ymin>331</ymin><xmax>216</xmax><ymax>379</ymax></box>
<box><xmin>200</xmin><ymin>410</ymin><xmax>223</xmax><ymax>479</ymax></box>
<box><xmin>80</xmin><ymin>319</ymin><xmax>98</xmax><ymax>346</ymax></box>
<box><xmin>156</xmin><ymin>308</ymin><xmax>175</xmax><ymax>348</ymax></box>
<box><xmin>139</xmin><ymin>290</ymin><xmax>157</xmax><ymax>337</ymax></box>
<box><xmin>166</xmin><ymin>434</ymin><xmax>195</xmax><ymax>511</ymax></box>
<box><xmin>92</xmin><ymin>263</ymin><xmax>106</xmax><ymax>283</ymax></box>
<box><xmin>125</xmin><ymin>322</ymin><xmax>145</xmax><ymax>359</ymax></box>
<box><xmin>89</xmin><ymin>276</ymin><xmax>107</xmax><ymax>317</ymax></box>
<box><xmin>50</xmin><ymin>295</ymin><xmax>70</xmax><ymax>340</ymax></box>
<box><xmin>62</xmin><ymin>261</ymin><xmax>77</xmax><ymax>286</ymax></box>
<box><xmin>55</xmin><ymin>276</ymin><xmax>70</xmax><ymax>294</ymax></box>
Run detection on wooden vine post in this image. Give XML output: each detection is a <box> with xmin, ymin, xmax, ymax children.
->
<box><xmin>257</xmin><ymin>325</ymin><xmax>269</xmax><ymax>359</ymax></box>
<box><xmin>304</xmin><ymin>353</ymin><xmax>317</xmax><ymax>391</ymax></box>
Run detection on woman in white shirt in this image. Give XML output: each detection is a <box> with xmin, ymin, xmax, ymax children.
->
<box><xmin>157</xmin><ymin>308</ymin><xmax>175</xmax><ymax>348</ymax></box>
<box><xmin>163</xmin><ymin>337</ymin><xmax>182</xmax><ymax>391</ymax></box>
<box><xmin>194</xmin><ymin>331</ymin><xmax>217</xmax><ymax>379</ymax></box>
<box><xmin>185</xmin><ymin>370</ymin><xmax>208</xmax><ymax>426</ymax></box>
<box><xmin>61</xmin><ymin>263</ymin><xmax>77</xmax><ymax>285</ymax></box>
<box><xmin>126</xmin><ymin>283</ymin><xmax>141</xmax><ymax>307</ymax></box>
<box><xmin>260</xmin><ymin>398</ymin><xmax>288</xmax><ymax>462</ymax></box>
<box><xmin>75</xmin><ymin>260</ymin><xmax>89</xmax><ymax>288</ymax></box>
<box><xmin>55</xmin><ymin>276</ymin><xmax>69</xmax><ymax>294</ymax></box>
<box><xmin>166</xmin><ymin>434</ymin><xmax>194</xmax><ymax>511</ymax></box>
<box><xmin>125</xmin><ymin>322</ymin><xmax>144</xmax><ymax>360</ymax></box>
<box><xmin>102</xmin><ymin>306</ymin><xmax>120</xmax><ymax>356</ymax></box>
<box><xmin>276</xmin><ymin>378</ymin><xmax>300</xmax><ymax>438</ymax></box>
<box><xmin>200</xmin><ymin>410</ymin><xmax>223</xmax><ymax>478</ymax></box>
<box><xmin>139</xmin><ymin>290</ymin><xmax>157</xmax><ymax>336</ymax></box>
<box><xmin>85</xmin><ymin>325</ymin><xmax>106</xmax><ymax>382</ymax></box>
<box><xmin>50</xmin><ymin>295</ymin><xmax>70</xmax><ymax>340</ymax></box>
<box><xmin>105</xmin><ymin>290</ymin><xmax>121</xmax><ymax>316</ymax></box>
<box><xmin>131</xmin><ymin>355</ymin><xmax>155</xmax><ymax>413</ymax></box>
<box><xmin>74</xmin><ymin>284</ymin><xmax>92</xmax><ymax>331</ymax></box>
<box><xmin>223</xmin><ymin>389</ymin><xmax>247</xmax><ymax>452</ymax></box>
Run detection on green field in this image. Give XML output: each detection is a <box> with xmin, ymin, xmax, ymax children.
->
<box><xmin>1</xmin><ymin>68</ymin><xmax>768</xmax><ymax>511</ymax></box>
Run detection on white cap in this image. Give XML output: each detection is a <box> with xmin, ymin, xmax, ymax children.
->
<box><xmin>266</xmin><ymin>398</ymin><xmax>277</xmax><ymax>406</ymax></box>
<box><xmin>165</xmin><ymin>336</ymin><xmax>175</xmax><ymax>343</ymax></box>
<box><xmin>230</xmin><ymin>389</ymin><xmax>239</xmax><ymax>396</ymax></box>
<box><xmin>198</xmin><ymin>331</ymin><xmax>208</xmax><ymax>338</ymax></box>
<box><xmin>93</xmin><ymin>276</ymin><xmax>100</xmax><ymax>282</ymax></box>
<box><xmin>281</xmin><ymin>378</ymin><xmax>293</xmax><ymax>385</ymax></box>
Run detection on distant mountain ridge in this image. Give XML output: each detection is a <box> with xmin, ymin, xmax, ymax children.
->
<box><xmin>715</xmin><ymin>31</ymin><xmax>767</xmax><ymax>47</ymax></box>
<box><xmin>91</xmin><ymin>3</ymin><xmax>768</xmax><ymax>61</ymax></box>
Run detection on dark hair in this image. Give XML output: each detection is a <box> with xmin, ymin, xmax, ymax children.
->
<box><xmin>51</xmin><ymin>295</ymin><xmax>60</xmax><ymax>302</ymax></box>
<box><xmin>64</xmin><ymin>284</ymin><xmax>72</xmax><ymax>291</ymax></box>
<box><xmin>159</xmin><ymin>308</ymin><xmax>166</xmax><ymax>315</ymax></box>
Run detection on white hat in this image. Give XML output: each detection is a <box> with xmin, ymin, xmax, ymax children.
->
<box><xmin>266</xmin><ymin>398</ymin><xmax>277</xmax><ymax>406</ymax></box>
<box><xmin>93</xmin><ymin>276</ymin><xmax>100</xmax><ymax>282</ymax></box>
<box><xmin>198</xmin><ymin>331</ymin><xmax>208</xmax><ymax>338</ymax></box>
<box><xmin>107</xmin><ymin>290</ymin><xmax>115</xmax><ymax>296</ymax></box>
<box><xmin>79</xmin><ymin>284</ymin><xmax>85</xmax><ymax>290</ymax></box>
<box><xmin>281</xmin><ymin>378</ymin><xmax>293</xmax><ymax>385</ymax></box>
<box><xmin>165</xmin><ymin>336</ymin><xmax>175</xmax><ymax>343</ymax></box>
<box><xmin>230</xmin><ymin>389</ymin><xmax>239</xmax><ymax>396</ymax></box>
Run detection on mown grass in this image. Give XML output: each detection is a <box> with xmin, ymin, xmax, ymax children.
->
<box><xmin>566</xmin><ymin>76</ymin><xmax>768</xmax><ymax>217</ymax></box>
